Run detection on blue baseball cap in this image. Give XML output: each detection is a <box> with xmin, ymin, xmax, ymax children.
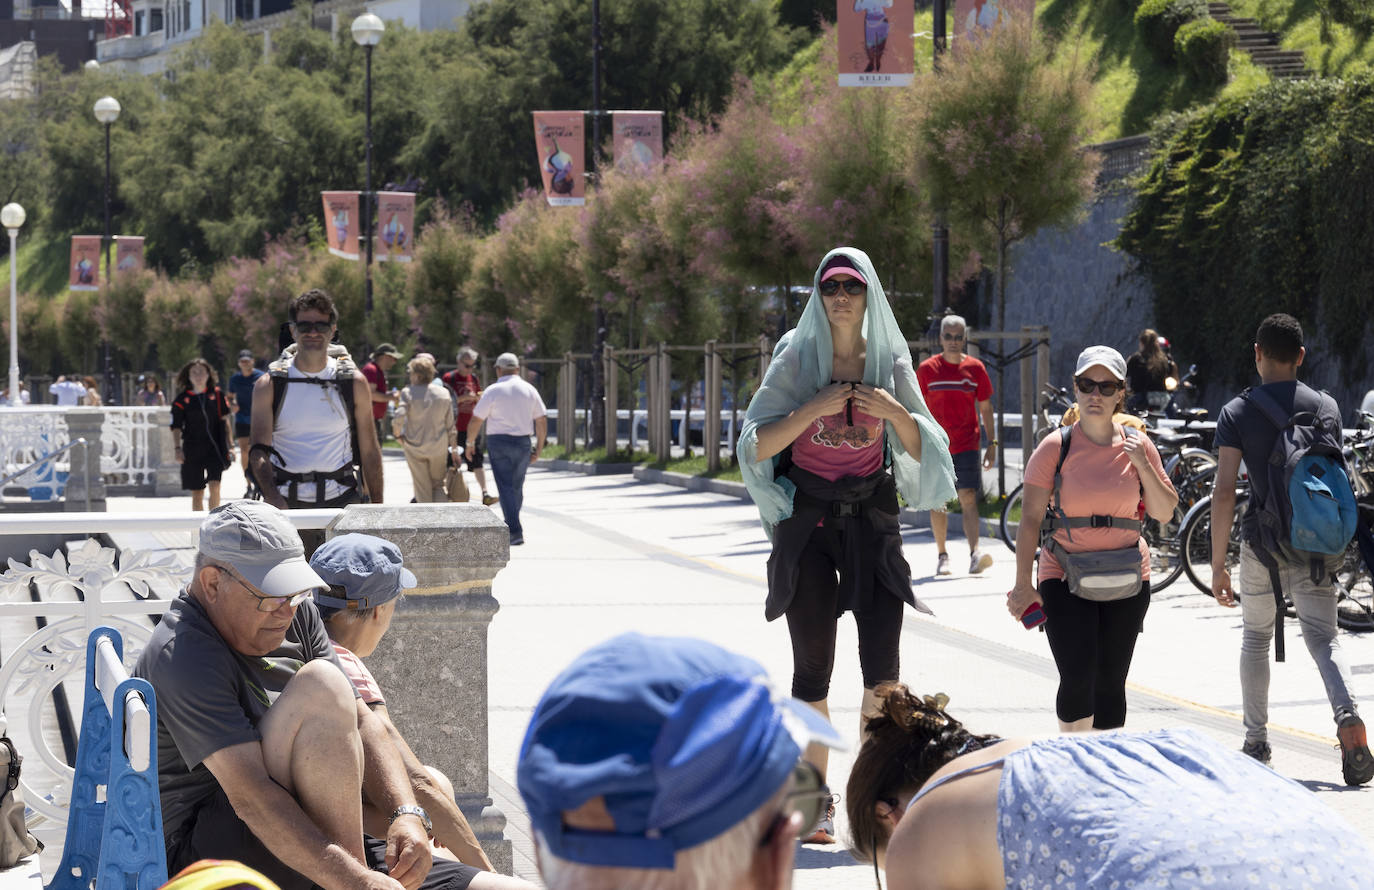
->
<box><xmin>517</xmin><ymin>633</ymin><xmax>845</xmax><ymax>870</ymax></box>
<box><xmin>308</xmin><ymin>533</ymin><xmax>417</xmax><ymax>619</ymax></box>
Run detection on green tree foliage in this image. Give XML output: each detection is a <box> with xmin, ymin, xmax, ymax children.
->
<box><xmin>1134</xmin><ymin>0</ymin><xmax>1207</xmax><ymax>62</ymax></box>
<box><xmin>913</xmin><ymin>18</ymin><xmax>1099</xmax><ymax>338</ymax></box>
<box><xmin>1174</xmin><ymin>18</ymin><xmax>1233</xmax><ymax>86</ymax></box>
<box><xmin>1117</xmin><ymin>74</ymin><xmax>1374</xmax><ymax>385</ymax></box>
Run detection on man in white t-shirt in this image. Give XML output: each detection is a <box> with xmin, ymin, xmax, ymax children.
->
<box><xmin>465</xmin><ymin>354</ymin><xmax>546</xmax><ymax>546</ymax></box>
<box><xmin>50</xmin><ymin>375</ymin><xmax>88</xmax><ymax>406</ymax></box>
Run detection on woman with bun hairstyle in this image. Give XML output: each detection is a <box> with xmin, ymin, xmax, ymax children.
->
<box><xmin>738</xmin><ymin>246</ymin><xmax>956</xmax><ymax>843</ymax></box>
<box><xmin>1006</xmin><ymin>345</ymin><xmax>1176</xmax><ymax>732</ymax></box>
<box><xmin>846</xmin><ymin>683</ymin><xmax>1374</xmax><ymax>889</ymax></box>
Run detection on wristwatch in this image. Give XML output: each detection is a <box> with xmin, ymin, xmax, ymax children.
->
<box><xmin>388</xmin><ymin>804</ymin><xmax>433</xmax><ymax>838</ymax></box>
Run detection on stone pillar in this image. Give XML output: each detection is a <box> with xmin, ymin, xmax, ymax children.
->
<box><xmin>327</xmin><ymin>504</ymin><xmax>513</xmax><ymax>875</ymax></box>
<box><xmin>64</xmin><ymin>408</ymin><xmax>106</xmax><ymax>512</ymax></box>
<box><xmin>148</xmin><ymin>407</ymin><xmax>183</xmax><ymax>496</ymax></box>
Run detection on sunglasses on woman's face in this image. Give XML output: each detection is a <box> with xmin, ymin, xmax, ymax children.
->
<box><xmin>819</xmin><ymin>279</ymin><xmax>867</xmax><ymax>297</ymax></box>
<box><xmin>759</xmin><ymin>760</ymin><xmax>831</xmax><ymax>847</ymax></box>
<box><xmin>1075</xmin><ymin>377</ymin><xmax>1123</xmax><ymax>397</ymax></box>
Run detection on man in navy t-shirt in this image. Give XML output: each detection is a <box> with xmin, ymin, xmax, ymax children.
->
<box><xmin>227</xmin><ymin>350</ymin><xmax>264</xmax><ymax>483</ymax></box>
<box><xmin>1210</xmin><ymin>312</ymin><xmax>1371</xmax><ymax>785</ymax></box>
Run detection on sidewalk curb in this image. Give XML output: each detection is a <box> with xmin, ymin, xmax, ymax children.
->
<box><xmin>533</xmin><ymin>458</ymin><xmax>638</xmax><ymax>475</ymax></box>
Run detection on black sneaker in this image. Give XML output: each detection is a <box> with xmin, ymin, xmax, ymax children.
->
<box><xmin>1241</xmin><ymin>739</ymin><xmax>1272</xmax><ymax>764</ymax></box>
<box><xmin>1337</xmin><ymin>714</ymin><xmax>1374</xmax><ymax>786</ymax></box>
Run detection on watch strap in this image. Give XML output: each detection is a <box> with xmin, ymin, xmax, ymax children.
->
<box><xmin>388</xmin><ymin>804</ymin><xmax>433</xmax><ymax>838</ymax></box>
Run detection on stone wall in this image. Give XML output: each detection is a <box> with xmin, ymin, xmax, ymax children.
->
<box><xmin>985</xmin><ymin>189</ymin><xmax>1155</xmax><ymax>416</ymax></box>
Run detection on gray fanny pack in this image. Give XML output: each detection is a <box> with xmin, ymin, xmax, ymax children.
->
<box><xmin>1048</xmin><ymin>539</ymin><xmax>1142</xmax><ymax>601</ymax></box>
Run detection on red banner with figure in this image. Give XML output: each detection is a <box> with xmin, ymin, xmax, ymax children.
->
<box><xmin>612</xmin><ymin>111</ymin><xmax>664</xmax><ymax>172</ymax></box>
<box><xmin>955</xmin><ymin>0</ymin><xmax>1034</xmax><ymax>40</ymax></box>
<box><xmin>532</xmin><ymin>111</ymin><xmax>586</xmax><ymax>206</ymax></box>
<box><xmin>375</xmin><ymin>192</ymin><xmax>416</xmax><ymax>263</ymax></box>
<box><xmin>837</xmin><ymin>1</ymin><xmax>915</xmax><ymax>87</ymax></box>
<box><xmin>114</xmin><ymin>236</ymin><xmax>145</xmax><ymax>276</ymax></box>
<box><xmin>322</xmin><ymin>191</ymin><xmax>361</xmax><ymax>260</ymax></box>
<box><xmin>69</xmin><ymin>236</ymin><xmax>101</xmax><ymax>291</ymax></box>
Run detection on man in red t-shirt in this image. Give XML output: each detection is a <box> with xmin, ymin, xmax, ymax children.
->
<box><xmin>360</xmin><ymin>343</ymin><xmax>400</xmax><ymax>447</ymax></box>
<box><xmin>440</xmin><ymin>347</ymin><xmax>495</xmax><ymax>505</ymax></box>
<box><xmin>917</xmin><ymin>315</ymin><xmax>997</xmax><ymax>577</ymax></box>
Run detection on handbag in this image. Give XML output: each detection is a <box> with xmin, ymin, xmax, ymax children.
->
<box><xmin>444</xmin><ymin>454</ymin><xmax>469</xmax><ymax>503</ymax></box>
<box><xmin>1</xmin><ymin>735</ymin><xmax>41</xmax><ymax>867</ymax></box>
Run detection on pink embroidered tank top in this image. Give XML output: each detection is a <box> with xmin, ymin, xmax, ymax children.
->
<box><xmin>791</xmin><ymin>398</ymin><xmax>885</xmax><ymax>481</ymax></box>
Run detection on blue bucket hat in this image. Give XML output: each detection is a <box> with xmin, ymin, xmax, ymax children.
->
<box><xmin>516</xmin><ymin>633</ymin><xmax>845</xmax><ymax>870</ymax></box>
<box><xmin>308</xmin><ymin>533</ymin><xmax>417</xmax><ymax>619</ymax></box>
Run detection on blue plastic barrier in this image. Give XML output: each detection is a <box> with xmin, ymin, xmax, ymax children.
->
<box><xmin>48</xmin><ymin>628</ymin><xmax>166</xmax><ymax>890</ymax></box>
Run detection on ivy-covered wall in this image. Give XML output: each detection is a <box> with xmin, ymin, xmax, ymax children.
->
<box><xmin>1115</xmin><ymin>74</ymin><xmax>1374</xmax><ymax>418</ymax></box>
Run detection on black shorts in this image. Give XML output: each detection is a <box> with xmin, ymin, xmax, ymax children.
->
<box><xmin>951</xmin><ymin>448</ymin><xmax>983</xmax><ymax>493</ymax></box>
<box><xmin>180</xmin><ymin>451</ymin><xmax>225</xmax><ymax>491</ymax></box>
<box><xmin>169</xmin><ymin>786</ymin><xmax>481</xmax><ymax>890</ymax></box>
<box><xmin>456</xmin><ymin>430</ymin><xmax>483</xmax><ymax>470</ymax></box>
<box><xmin>234</xmin><ymin>420</ymin><xmax>252</xmax><ymax>440</ymax></box>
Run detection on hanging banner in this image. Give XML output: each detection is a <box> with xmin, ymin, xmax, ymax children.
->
<box><xmin>69</xmin><ymin>236</ymin><xmax>101</xmax><ymax>291</ymax></box>
<box><xmin>956</xmin><ymin>0</ymin><xmax>1034</xmax><ymax>39</ymax></box>
<box><xmin>612</xmin><ymin>111</ymin><xmax>664</xmax><ymax>172</ymax></box>
<box><xmin>375</xmin><ymin>191</ymin><xmax>416</xmax><ymax>263</ymax></box>
<box><xmin>114</xmin><ymin>235</ymin><xmax>145</xmax><ymax>276</ymax></box>
<box><xmin>838</xmin><ymin>1</ymin><xmax>915</xmax><ymax>87</ymax></box>
<box><xmin>322</xmin><ymin>191</ymin><xmax>361</xmax><ymax>260</ymax></box>
<box><xmin>532</xmin><ymin>111</ymin><xmax>586</xmax><ymax>206</ymax></box>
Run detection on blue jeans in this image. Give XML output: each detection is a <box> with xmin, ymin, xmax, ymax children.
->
<box><xmin>485</xmin><ymin>434</ymin><xmax>532</xmax><ymax>539</ymax></box>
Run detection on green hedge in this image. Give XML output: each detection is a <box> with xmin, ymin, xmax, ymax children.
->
<box><xmin>1319</xmin><ymin>0</ymin><xmax>1374</xmax><ymax>34</ymax></box>
<box><xmin>1135</xmin><ymin>0</ymin><xmax>1208</xmax><ymax>61</ymax></box>
<box><xmin>1175</xmin><ymin>18</ymin><xmax>1233</xmax><ymax>86</ymax></box>
<box><xmin>1116</xmin><ymin>75</ymin><xmax>1374</xmax><ymax>387</ymax></box>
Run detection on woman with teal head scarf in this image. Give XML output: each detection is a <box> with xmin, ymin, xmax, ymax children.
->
<box><xmin>737</xmin><ymin>247</ymin><xmax>956</xmax><ymax>844</ymax></box>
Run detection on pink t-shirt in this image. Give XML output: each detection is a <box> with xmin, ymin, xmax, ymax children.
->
<box><xmin>332</xmin><ymin>642</ymin><xmax>385</xmax><ymax>705</ymax></box>
<box><xmin>791</xmin><ymin>402</ymin><xmax>884</xmax><ymax>481</ymax></box>
<box><xmin>1023</xmin><ymin>424</ymin><xmax>1171</xmax><ymax>583</ymax></box>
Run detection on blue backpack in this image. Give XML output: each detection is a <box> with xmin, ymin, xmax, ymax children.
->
<box><xmin>1245</xmin><ymin>385</ymin><xmax>1357</xmax><ymax>661</ymax></box>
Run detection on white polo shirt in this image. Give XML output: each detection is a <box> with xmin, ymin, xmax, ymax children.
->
<box><xmin>472</xmin><ymin>374</ymin><xmax>547</xmax><ymax>436</ymax></box>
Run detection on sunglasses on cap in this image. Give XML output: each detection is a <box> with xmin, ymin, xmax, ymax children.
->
<box><xmin>1075</xmin><ymin>377</ymin><xmax>1124</xmax><ymax>397</ymax></box>
<box><xmin>759</xmin><ymin>760</ymin><xmax>832</xmax><ymax>847</ymax></box>
<box><xmin>819</xmin><ymin>279</ymin><xmax>867</xmax><ymax>297</ymax></box>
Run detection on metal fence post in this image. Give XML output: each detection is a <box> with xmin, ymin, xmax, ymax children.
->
<box><xmin>656</xmin><ymin>343</ymin><xmax>671</xmax><ymax>464</ymax></box>
<box><xmin>1020</xmin><ymin>327</ymin><xmax>1034</xmax><ymax>459</ymax></box>
<box><xmin>1036</xmin><ymin>327</ymin><xmax>1052</xmax><ymax>443</ymax></box>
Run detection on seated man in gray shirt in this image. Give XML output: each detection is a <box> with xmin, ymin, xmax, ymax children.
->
<box><xmin>134</xmin><ymin>501</ymin><xmax>481</xmax><ymax>890</ymax></box>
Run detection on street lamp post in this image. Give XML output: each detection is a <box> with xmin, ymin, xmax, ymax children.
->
<box><xmin>932</xmin><ymin>0</ymin><xmax>949</xmax><ymax>312</ymax></box>
<box><xmin>1</xmin><ymin>202</ymin><xmax>25</xmax><ymax>405</ymax></box>
<box><xmin>351</xmin><ymin>13</ymin><xmax>384</xmax><ymax>324</ymax></box>
<box><xmin>94</xmin><ymin>95</ymin><xmax>121</xmax><ymax>405</ymax></box>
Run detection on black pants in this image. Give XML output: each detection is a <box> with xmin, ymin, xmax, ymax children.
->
<box><xmin>170</xmin><ymin>786</ymin><xmax>480</xmax><ymax>890</ymax></box>
<box><xmin>784</xmin><ymin>522</ymin><xmax>904</xmax><ymax>702</ymax></box>
<box><xmin>1039</xmin><ymin>577</ymin><xmax>1152</xmax><ymax>728</ymax></box>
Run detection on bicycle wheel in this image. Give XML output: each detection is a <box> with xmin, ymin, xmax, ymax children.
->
<box><xmin>1000</xmin><ymin>484</ymin><xmax>1024</xmax><ymax>553</ymax></box>
<box><xmin>1144</xmin><ymin>503</ymin><xmax>1186</xmax><ymax>593</ymax></box>
<box><xmin>1170</xmin><ymin>453</ymin><xmax>1217</xmax><ymax>514</ymax></box>
<box><xmin>1183</xmin><ymin>495</ymin><xmax>1246</xmax><ymax>596</ymax></box>
<box><xmin>1335</xmin><ymin>541</ymin><xmax>1374</xmax><ymax>632</ymax></box>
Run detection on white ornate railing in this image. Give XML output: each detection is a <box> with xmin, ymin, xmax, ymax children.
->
<box><xmin>0</xmin><ymin>406</ymin><xmax>72</xmax><ymax>493</ymax></box>
<box><xmin>0</xmin><ymin>511</ymin><xmax>340</xmax><ymax>836</ymax></box>
<box><xmin>0</xmin><ymin>406</ymin><xmax>171</xmax><ymax>498</ymax></box>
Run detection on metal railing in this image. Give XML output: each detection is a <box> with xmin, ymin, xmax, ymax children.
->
<box><xmin>0</xmin><ymin>438</ymin><xmax>89</xmax><ymax>511</ymax></box>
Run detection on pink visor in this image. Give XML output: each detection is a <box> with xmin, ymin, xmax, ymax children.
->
<box><xmin>820</xmin><ymin>263</ymin><xmax>867</xmax><ymax>284</ymax></box>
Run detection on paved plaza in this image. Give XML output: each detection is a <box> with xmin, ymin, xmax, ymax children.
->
<box><xmin>96</xmin><ymin>453</ymin><xmax>1374</xmax><ymax>884</ymax></box>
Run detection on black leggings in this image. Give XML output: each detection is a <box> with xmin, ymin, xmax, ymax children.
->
<box><xmin>1039</xmin><ymin>577</ymin><xmax>1151</xmax><ymax>728</ymax></box>
<box><xmin>785</xmin><ymin>523</ymin><xmax>904</xmax><ymax>702</ymax></box>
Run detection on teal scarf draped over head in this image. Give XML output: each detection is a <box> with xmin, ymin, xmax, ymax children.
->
<box><xmin>737</xmin><ymin>247</ymin><xmax>957</xmax><ymax>539</ymax></box>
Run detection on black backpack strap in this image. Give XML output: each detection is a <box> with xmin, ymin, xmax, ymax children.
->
<box><xmin>1042</xmin><ymin>426</ymin><xmax>1073</xmax><ymax>543</ymax></box>
<box><xmin>1243</xmin><ymin>386</ymin><xmax>1298</xmax><ymax>433</ymax></box>
<box><xmin>335</xmin><ymin>367</ymin><xmax>363</xmax><ymax>477</ymax></box>
<box><xmin>1249</xmin><ymin>543</ymin><xmax>1289</xmax><ymax>663</ymax></box>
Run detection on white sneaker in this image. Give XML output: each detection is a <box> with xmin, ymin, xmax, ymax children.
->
<box><xmin>936</xmin><ymin>553</ymin><xmax>951</xmax><ymax>576</ymax></box>
<box><xmin>970</xmin><ymin>549</ymin><xmax>993</xmax><ymax>575</ymax></box>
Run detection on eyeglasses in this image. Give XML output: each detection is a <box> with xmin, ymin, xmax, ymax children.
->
<box><xmin>217</xmin><ymin>567</ymin><xmax>310</xmax><ymax>612</ymax></box>
<box><xmin>759</xmin><ymin>760</ymin><xmax>832</xmax><ymax>847</ymax></box>
<box><xmin>290</xmin><ymin>320</ymin><xmax>333</xmax><ymax>334</ymax></box>
<box><xmin>940</xmin><ymin>332</ymin><xmax>965</xmax><ymax>341</ymax></box>
<box><xmin>1075</xmin><ymin>377</ymin><xmax>1123</xmax><ymax>397</ymax></box>
<box><xmin>818</xmin><ymin>279</ymin><xmax>866</xmax><ymax>297</ymax></box>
